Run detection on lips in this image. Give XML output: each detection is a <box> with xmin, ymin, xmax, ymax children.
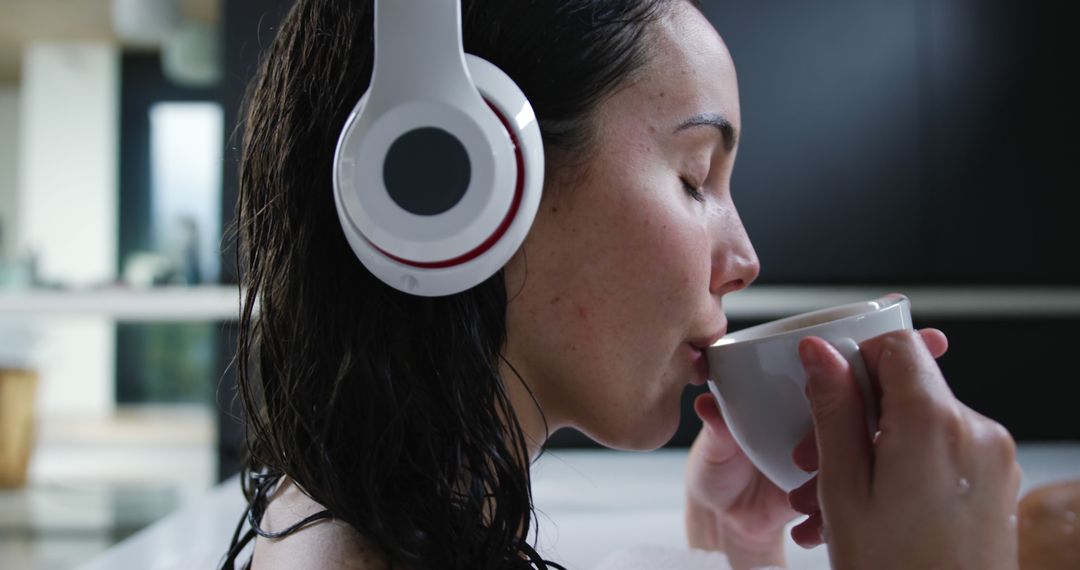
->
<box><xmin>689</xmin><ymin>346</ymin><xmax>709</xmax><ymax>385</ymax></box>
<box><xmin>689</xmin><ymin>322</ymin><xmax>728</xmax><ymax>352</ymax></box>
<box><xmin>687</xmin><ymin>321</ymin><xmax>727</xmax><ymax>386</ymax></box>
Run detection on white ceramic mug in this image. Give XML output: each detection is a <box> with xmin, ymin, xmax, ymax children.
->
<box><xmin>705</xmin><ymin>293</ymin><xmax>913</xmax><ymax>492</ymax></box>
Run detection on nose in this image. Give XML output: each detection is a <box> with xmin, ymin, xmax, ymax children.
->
<box><xmin>709</xmin><ymin>209</ymin><xmax>760</xmax><ymax>297</ymax></box>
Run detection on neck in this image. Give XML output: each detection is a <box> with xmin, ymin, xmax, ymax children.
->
<box><xmin>499</xmin><ymin>357</ymin><xmax>559</xmax><ymax>461</ymax></box>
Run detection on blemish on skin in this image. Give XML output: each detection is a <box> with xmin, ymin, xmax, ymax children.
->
<box><xmin>550</xmin><ymin>296</ymin><xmax>562</xmax><ymax>305</ymax></box>
<box><xmin>576</xmin><ymin>305</ymin><xmax>588</xmax><ymax>321</ymax></box>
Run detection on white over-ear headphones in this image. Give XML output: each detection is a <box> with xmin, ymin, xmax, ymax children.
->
<box><xmin>333</xmin><ymin>0</ymin><xmax>544</xmax><ymax>297</ymax></box>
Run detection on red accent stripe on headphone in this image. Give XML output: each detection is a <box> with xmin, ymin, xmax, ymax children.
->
<box><xmin>372</xmin><ymin>101</ymin><xmax>526</xmax><ymax>270</ymax></box>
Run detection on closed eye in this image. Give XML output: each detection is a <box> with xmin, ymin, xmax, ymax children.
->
<box><xmin>682</xmin><ymin>178</ymin><xmax>705</xmax><ymax>203</ymax></box>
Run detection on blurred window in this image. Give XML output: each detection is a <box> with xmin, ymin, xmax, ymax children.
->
<box><xmin>148</xmin><ymin>102</ymin><xmax>223</xmax><ymax>285</ymax></box>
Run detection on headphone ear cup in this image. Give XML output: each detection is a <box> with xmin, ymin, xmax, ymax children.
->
<box><xmin>460</xmin><ymin>52</ymin><xmax>546</xmax><ymax>268</ymax></box>
<box><xmin>332</xmin><ymin>54</ymin><xmax>545</xmax><ymax>297</ymax></box>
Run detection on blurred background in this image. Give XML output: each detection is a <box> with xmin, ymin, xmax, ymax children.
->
<box><xmin>0</xmin><ymin>0</ymin><xmax>1076</xmax><ymax>568</ymax></box>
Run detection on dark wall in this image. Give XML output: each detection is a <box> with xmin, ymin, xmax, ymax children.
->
<box><xmin>216</xmin><ymin>0</ymin><xmax>295</xmax><ymax>480</ymax></box>
<box><xmin>701</xmin><ymin>0</ymin><xmax>1079</xmax><ymax>285</ymax></box>
<box><xmin>219</xmin><ymin>0</ymin><xmax>295</xmax><ymax>285</ymax></box>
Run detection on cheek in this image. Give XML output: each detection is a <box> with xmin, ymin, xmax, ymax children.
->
<box><xmin>613</xmin><ymin>202</ymin><xmax>709</xmax><ymax>317</ymax></box>
<box><xmin>570</xmin><ymin>202</ymin><xmax>707</xmax><ymax>401</ymax></box>
<box><xmin>507</xmin><ymin>173</ymin><xmax>711</xmax><ymax>438</ymax></box>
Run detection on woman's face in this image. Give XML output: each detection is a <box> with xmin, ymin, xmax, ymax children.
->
<box><xmin>503</xmin><ymin>2</ymin><xmax>759</xmax><ymax>452</ymax></box>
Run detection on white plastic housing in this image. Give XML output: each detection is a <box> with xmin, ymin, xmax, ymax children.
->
<box><xmin>333</xmin><ymin>0</ymin><xmax>544</xmax><ymax>296</ymax></box>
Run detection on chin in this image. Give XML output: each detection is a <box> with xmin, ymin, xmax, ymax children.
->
<box><xmin>582</xmin><ymin>401</ymin><xmax>682</xmax><ymax>452</ymax></box>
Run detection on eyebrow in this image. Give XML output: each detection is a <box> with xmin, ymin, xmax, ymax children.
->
<box><xmin>673</xmin><ymin>113</ymin><xmax>738</xmax><ymax>152</ymax></box>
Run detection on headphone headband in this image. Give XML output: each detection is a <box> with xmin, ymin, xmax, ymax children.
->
<box><xmin>333</xmin><ymin>0</ymin><xmax>545</xmax><ymax>296</ymax></box>
<box><xmin>369</xmin><ymin>1</ymin><xmax>470</xmax><ymax>111</ymax></box>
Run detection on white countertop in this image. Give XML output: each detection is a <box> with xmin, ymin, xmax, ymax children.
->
<box><xmin>76</xmin><ymin>443</ymin><xmax>1080</xmax><ymax>570</ymax></box>
<box><xmin>1</xmin><ymin>285</ymin><xmax>1079</xmax><ymax>321</ymax></box>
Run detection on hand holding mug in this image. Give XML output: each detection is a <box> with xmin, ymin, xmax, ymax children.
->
<box><xmin>706</xmin><ymin>294</ymin><xmax>914</xmax><ymax>492</ymax></box>
<box><xmin>790</xmin><ymin>330</ymin><xmax>1022</xmax><ymax>569</ymax></box>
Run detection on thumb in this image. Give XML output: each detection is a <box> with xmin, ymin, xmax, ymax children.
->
<box><xmin>693</xmin><ymin>392</ymin><xmax>741</xmax><ymax>465</ymax></box>
<box><xmin>799</xmin><ymin>337</ymin><xmax>872</xmax><ymax>501</ymax></box>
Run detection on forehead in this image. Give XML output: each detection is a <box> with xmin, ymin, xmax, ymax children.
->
<box><xmin>597</xmin><ymin>3</ymin><xmax>740</xmax><ymax>136</ymax></box>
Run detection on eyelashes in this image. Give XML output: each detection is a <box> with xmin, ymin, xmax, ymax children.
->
<box><xmin>681</xmin><ymin>178</ymin><xmax>706</xmax><ymax>203</ymax></box>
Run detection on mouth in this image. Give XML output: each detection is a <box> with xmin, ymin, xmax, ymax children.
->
<box><xmin>688</xmin><ymin>347</ymin><xmax>709</xmax><ymax>386</ymax></box>
<box><xmin>689</xmin><ymin>322</ymin><xmax>728</xmax><ymax>352</ymax></box>
<box><xmin>687</xmin><ymin>322</ymin><xmax>728</xmax><ymax>386</ymax></box>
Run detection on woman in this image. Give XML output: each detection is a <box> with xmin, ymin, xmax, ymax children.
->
<box><xmin>224</xmin><ymin>0</ymin><xmax>1021</xmax><ymax>568</ymax></box>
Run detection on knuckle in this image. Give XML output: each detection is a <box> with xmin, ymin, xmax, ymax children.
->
<box><xmin>1010</xmin><ymin>462</ymin><xmax>1024</xmax><ymax>493</ymax></box>
<box><xmin>895</xmin><ymin>398</ymin><xmax>960</xmax><ymax>442</ymax></box>
<box><xmin>883</xmin><ymin>329</ymin><xmax>921</xmax><ymax>349</ymax></box>
<box><xmin>809</xmin><ymin>388</ymin><xmax>846</xmax><ymax>424</ymax></box>
<box><xmin>980</xmin><ymin>419</ymin><xmax>1018</xmax><ymax>465</ymax></box>
<box><xmin>924</xmin><ymin>399</ymin><xmax>965</xmax><ymax>435</ymax></box>
<box><xmin>939</xmin><ymin>406</ymin><xmax>967</xmax><ymax>441</ymax></box>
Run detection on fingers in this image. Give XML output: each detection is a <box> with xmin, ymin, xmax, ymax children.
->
<box><xmin>799</xmin><ymin>337</ymin><xmax>872</xmax><ymax>501</ymax></box>
<box><xmin>858</xmin><ymin>328</ymin><xmax>949</xmax><ymax>414</ymax></box>
<box><xmin>790</xmin><ymin>511</ymin><xmax>825</xmax><ymax>549</ymax></box>
<box><xmin>788</xmin><ymin>475</ymin><xmax>818</xmax><ymax>514</ymax></box>
<box><xmin>792</xmin><ymin>429</ymin><xmax>818</xmax><ymax>472</ymax></box>
<box><xmin>692</xmin><ymin>393</ymin><xmax>740</xmax><ymax>464</ymax></box>
<box><xmin>919</xmin><ymin>328</ymin><xmax>949</xmax><ymax>359</ymax></box>
<box><xmin>693</xmin><ymin>392</ymin><xmax>722</xmax><ymax>429</ymax></box>
<box><xmin>861</xmin><ymin>330</ymin><xmax>958</xmax><ymax>432</ymax></box>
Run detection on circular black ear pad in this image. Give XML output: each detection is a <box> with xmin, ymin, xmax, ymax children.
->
<box><xmin>383</xmin><ymin>127</ymin><xmax>471</xmax><ymax>216</ymax></box>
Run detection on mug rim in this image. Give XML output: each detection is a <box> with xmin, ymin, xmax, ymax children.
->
<box><xmin>710</xmin><ymin>293</ymin><xmax>909</xmax><ymax>349</ymax></box>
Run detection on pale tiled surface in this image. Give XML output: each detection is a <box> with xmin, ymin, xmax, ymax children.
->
<box><xmin>72</xmin><ymin>443</ymin><xmax>1080</xmax><ymax>570</ymax></box>
<box><xmin>0</xmin><ymin>406</ymin><xmax>215</xmax><ymax>570</ymax></box>
<box><xmin>3</xmin><ymin>404</ymin><xmax>1077</xmax><ymax>570</ymax></box>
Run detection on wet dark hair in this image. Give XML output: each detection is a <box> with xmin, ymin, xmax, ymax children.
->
<box><xmin>222</xmin><ymin>1</ymin><xmax>697</xmax><ymax>568</ymax></box>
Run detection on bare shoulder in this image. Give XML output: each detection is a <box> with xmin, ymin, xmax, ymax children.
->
<box><xmin>251</xmin><ymin>478</ymin><xmax>391</xmax><ymax>570</ymax></box>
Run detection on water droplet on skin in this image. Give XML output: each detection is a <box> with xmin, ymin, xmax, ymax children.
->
<box><xmin>1008</xmin><ymin>515</ymin><xmax>1018</xmax><ymax>529</ymax></box>
<box><xmin>957</xmin><ymin>477</ymin><xmax>971</xmax><ymax>495</ymax></box>
<box><xmin>819</xmin><ymin>521</ymin><xmax>829</xmax><ymax>543</ymax></box>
